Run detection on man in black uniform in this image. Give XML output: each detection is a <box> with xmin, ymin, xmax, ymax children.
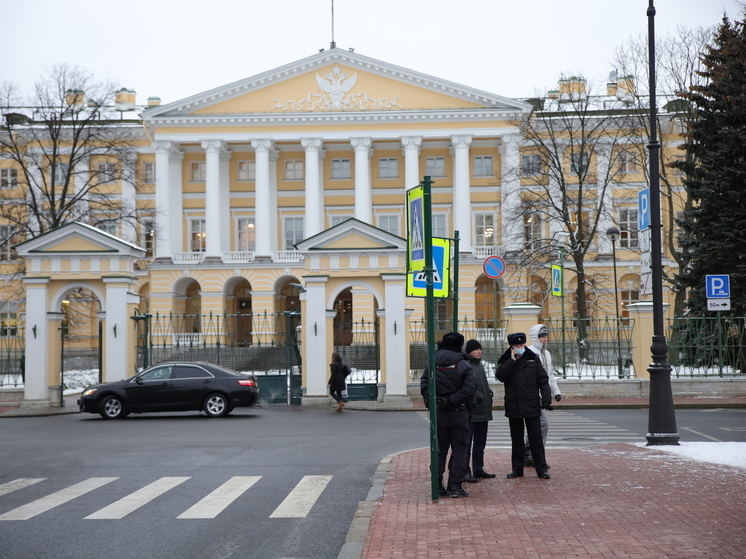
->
<box><xmin>420</xmin><ymin>332</ymin><xmax>475</xmax><ymax>497</ymax></box>
<box><xmin>496</xmin><ymin>332</ymin><xmax>552</xmax><ymax>480</ymax></box>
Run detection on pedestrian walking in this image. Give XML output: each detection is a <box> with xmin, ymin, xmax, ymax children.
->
<box><xmin>495</xmin><ymin>332</ymin><xmax>552</xmax><ymax>480</ymax></box>
<box><xmin>420</xmin><ymin>332</ymin><xmax>476</xmax><ymax>498</ymax></box>
<box><xmin>464</xmin><ymin>339</ymin><xmax>496</xmax><ymax>481</ymax></box>
<box><xmin>328</xmin><ymin>353</ymin><xmax>351</xmax><ymax>412</ymax></box>
<box><xmin>523</xmin><ymin>323</ymin><xmax>562</xmax><ymax>467</ymax></box>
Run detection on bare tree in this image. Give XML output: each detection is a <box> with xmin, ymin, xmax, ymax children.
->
<box><xmin>0</xmin><ymin>64</ymin><xmax>143</xmax><ymax>244</ymax></box>
<box><xmin>510</xmin><ymin>78</ymin><xmax>642</xmax><ymax>327</ymax></box>
<box><xmin>611</xmin><ymin>26</ymin><xmax>714</xmax><ymax>317</ymax></box>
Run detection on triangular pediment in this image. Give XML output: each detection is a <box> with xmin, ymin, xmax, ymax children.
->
<box><xmin>144</xmin><ymin>49</ymin><xmax>530</xmax><ymax>120</ymax></box>
<box><xmin>295</xmin><ymin>219</ymin><xmax>406</xmax><ymax>252</ymax></box>
<box><xmin>15</xmin><ymin>222</ymin><xmax>146</xmax><ymax>257</ymax></box>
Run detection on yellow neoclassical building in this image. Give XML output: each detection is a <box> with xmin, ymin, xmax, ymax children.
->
<box><xmin>2</xmin><ymin>48</ymin><xmax>689</xmax><ymax>405</ymax></box>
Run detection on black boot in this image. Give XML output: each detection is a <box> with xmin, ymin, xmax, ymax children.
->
<box><xmin>448</xmin><ymin>484</ymin><xmax>469</xmax><ymax>498</ymax></box>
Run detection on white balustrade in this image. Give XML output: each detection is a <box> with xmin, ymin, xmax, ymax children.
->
<box><xmin>223</xmin><ymin>251</ymin><xmax>255</xmax><ymax>263</ymax></box>
<box><xmin>173</xmin><ymin>252</ymin><xmax>205</xmax><ymax>264</ymax></box>
<box><xmin>272</xmin><ymin>251</ymin><xmax>304</xmax><ymax>262</ymax></box>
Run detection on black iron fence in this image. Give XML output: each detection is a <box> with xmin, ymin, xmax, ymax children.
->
<box><xmin>333</xmin><ymin>317</ymin><xmax>380</xmax><ymax>400</ymax></box>
<box><xmin>0</xmin><ymin>325</ymin><xmax>24</xmax><ymax>388</ymax></box>
<box><xmin>667</xmin><ymin>316</ymin><xmax>745</xmax><ymax>377</ymax></box>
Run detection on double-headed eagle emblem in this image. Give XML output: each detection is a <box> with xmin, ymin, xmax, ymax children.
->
<box><xmin>316</xmin><ymin>65</ymin><xmax>357</xmax><ymax>109</ymax></box>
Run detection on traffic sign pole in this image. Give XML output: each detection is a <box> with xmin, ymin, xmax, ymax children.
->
<box><xmin>452</xmin><ymin>230</ymin><xmax>459</xmax><ymax>332</ymax></box>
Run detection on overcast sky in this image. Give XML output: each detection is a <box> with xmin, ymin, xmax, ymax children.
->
<box><xmin>1</xmin><ymin>0</ymin><xmax>743</xmax><ymax>106</ymax></box>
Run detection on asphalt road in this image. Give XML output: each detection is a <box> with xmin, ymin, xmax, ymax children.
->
<box><xmin>1</xmin><ymin>406</ymin><xmax>744</xmax><ymax>559</ymax></box>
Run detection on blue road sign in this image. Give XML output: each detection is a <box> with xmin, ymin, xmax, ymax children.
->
<box><xmin>706</xmin><ymin>275</ymin><xmax>730</xmax><ymax>298</ymax></box>
<box><xmin>407</xmin><ymin>238</ymin><xmax>451</xmax><ymax>298</ymax></box>
<box><xmin>482</xmin><ymin>255</ymin><xmax>506</xmax><ymax>279</ymax></box>
<box><xmin>639</xmin><ymin>188</ymin><xmax>650</xmax><ymax>230</ymax></box>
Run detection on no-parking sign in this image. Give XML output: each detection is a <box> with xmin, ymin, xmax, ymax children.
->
<box><xmin>482</xmin><ymin>256</ymin><xmax>506</xmax><ymax>279</ymax></box>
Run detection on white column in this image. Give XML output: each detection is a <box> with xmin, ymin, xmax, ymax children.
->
<box><xmin>381</xmin><ymin>274</ymin><xmax>408</xmax><ymax>398</ymax></box>
<box><xmin>168</xmin><ymin>147</ymin><xmax>184</xmax><ymax>254</ymax></box>
<box><xmin>597</xmin><ymin>145</ymin><xmax>615</xmax><ymax>254</ymax></box>
<box><xmin>401</xmin><ymin>136</ymin><xmax>422</xmax><ymax>191</ymax></box>
<box><xmin>351</xmin><ymin>137</ymin><xmax>372</xmax><ymax>223</ymax></box>
<box><xmin>201</xmin><ymin>140</ymin><xmax>224</xmax><ymax>260</ymax></box>
<box><xmin>251</xmin><ymin>139</ymin><xmax>273</xmax><ymax>258</ymax></box>
<box><xmin>301</xmin><ymin>276</ymin><xmax>330</xmax><ymax>401</ymax></box>
<box><xmin>22</xmin><ymin>278</ymin><xmax>50</xmax><ymax>403</ymax></box>
<box><xmin>451</xmin><ymin>135</ymin><xmax>473</xmax><ymax>253</ymax></box>
<box><xmin>220</xmin><ymin>149</ymin><xmax>231</xmax><ymax>256</ymax></box>
<box><xmin>268</xmin><ymin>146</ymin><xmax>279</xmax><ymax>253</ymax></box>
<box><xmin>120</xmin><ymin>159</ymin><xmax>137</xmax><ymax>244</ymax></box>
<box><xmin>318</xmin><ymin>148</ymin><xmax>326</xmax><ymax>228</ymax></box>
<box><xmin>500</xmin><ymin>134</ymin><xmax>522</xmax><ymax>250</ymax></box>
<box><xmin>103</xmin><ymin>278</ymin><xmax>139</xmax><ymax>382</ymax></box>
<box><xmin>301</xmin><ymin>138</ymin><xmax>323</xmax><ymax>238</ymax></box>
<box><xmin>153</xmin><ymin>141</ymin><xmax>172</xmax><ymax>258</ymax></box>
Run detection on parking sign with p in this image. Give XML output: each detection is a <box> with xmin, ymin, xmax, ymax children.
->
<box><xmin>706</xmin><ymin>275</ymin><xmax>730</xmax><ymax>298</ymax></box>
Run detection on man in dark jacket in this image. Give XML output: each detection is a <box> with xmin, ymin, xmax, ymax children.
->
<box><xmin>420</xmin><ymin>332</ymin><xmax>475</xmax><ymax>498</ymax></box>
<box><xmin>465</xmin><ymin>339</ymin><xmax>496</xmax><ymax>480</ymax></box>
<box><xmin>495</xmin><ymin>332</ymin><xmax>551</xmax><ymax>480</ymax></box>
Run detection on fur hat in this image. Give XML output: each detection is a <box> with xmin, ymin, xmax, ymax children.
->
<box><xmin>507</xmin><ymin>332</ymin><xmax>526</xmax><ymax>346</ymax></box>
<box><xmin>465</xmin><ymin>339</ymin><xmax>482</xmax><ymax>354</ymax></box>
<box><xmin>441</xmin><ymin>332</ymin><xmax>465</xmax><ymax>352</ymax></box>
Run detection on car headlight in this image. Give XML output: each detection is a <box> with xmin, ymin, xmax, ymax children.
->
<box><xmin>82</xmin><ymin>388</ymin><xmax>97</xmax><ymax>397</ymax></box>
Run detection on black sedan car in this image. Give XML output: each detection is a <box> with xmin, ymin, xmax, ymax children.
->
<box><xmin>78</xmin><ymin>362</ymin><xmax>259</xmax><ymax>419</ymax></box>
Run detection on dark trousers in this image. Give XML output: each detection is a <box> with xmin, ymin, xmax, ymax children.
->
<box><xmin>508</xmin><ymin>416</ymin><xmax>548</xmax><ymax>474</ymax></box>
<box><xmin>468</xmin><ymin>421</ymin><xmax>489</xmax><ymax>474</ymax></box>
<box><xmin>330</xmin><ymin>389</ymin><xmax>347</xmax><ymax>403</ymax></box>
<box><xmin>437</xmin><ymin>408</ymin><xmax>470</xmax><ymax>487</ymax></box>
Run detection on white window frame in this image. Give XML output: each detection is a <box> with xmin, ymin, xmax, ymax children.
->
<box><xmin>237</xmin><ymin>217</ymin><xmax>256</xmax><ymax>251</ymax></box>
<box><xmin>524</xmin><ymin>214</ymin><xmax>543</xmax><ymax>250</ymax></box>
<box><xmin>617</xmin><ymin>150</ymin><xmax>638</xmax><ymax>174</ymax></box>
<box><xmin>96</xmin><ymin>162</ymin><xmax>117</xmax><ymax>185</ymax></box>
<box><xmin>618</xmin><ymin>209</ymin><xmax>639</xmax><ymax>249</ymax></box>
<box><xmin>473</xmin><ymin>155</ymin><xmax>493</xmax><ymax>177</ymax></box>
<box><xmin>237</xmin><ymin>160</ymin><xmax>255</xmax><ymax>182</ymax></box>
<box><xmin>521</xmin><ymin>154</ymin><xmax>542</xmax><ymax>176</ymax></box>
<box><xmin>570</xmin><ymin>152</ymin><xmax>590</xmax><ymax>176</ymax></box>
<box><xmin>0</xmin><ymin>301</ymin><xmax>18</xmax><ymax>337</ymax></box>
<box><xmin>378</xmin><ymin>157</ymin><xmax>398</xmax><ymax>179</ymax></box>
<box><xmin>330</xmin><ymin>214</ymin><xmax>353</xmax><ymax>227</ymax></box>
<box><xmin>142</xmin><ymin>161</ymin><xmax>155</xmax><ymax>184</ymax></box>
<box><xmin>425</xmin><ymin>157</ymin><xmax>446</xmax><ymax>178</ymax></box>
<box><xmin>141</xmin><ymin>218</ymin><xmax>155</xmax><ymax>258</ymax></box>
<box><xmin>190</xmin><ymin>219</ymin><xmax>207</xmax><ymax>252</ymax></box>
<box><xmin>94</xmin><ymin>220</ymin><xmax>118</xmax><ymax>236</ymax></box>
<box><xmin>284</xmin><ymin>217</ymin><xmax>304</xmax><ymax>249</ymax></box>
<box><xmin>378</xmin><ymin>214</ymin><xmax>400</xmax><ymax>236</ymax></box>
<box><xmin>284</xmin><ymin>160</ymin><xmax>304</xmax><ymax>181</ymax></box>
<box><xmin>0</xmin><ymin>168</ymin><xmax>18</xmax><ymax>188</ymax></box>
<box><xmin>51</xmin><ymin>162</ymin><xmax>70</xmax><ymax>186</ymax></box>
<box><xmin>0</xmin><ymin>225</ymin><xmax>17</xmax><ymax>261</ymax></box>
<box><xmin>432</xmin><ymin>213</ymin><xmax>448</xmax><ymax>238</ymax></box>
<box><xmin>331</xmin><ymin>158</ymin><xmax>351</xmax><ymax>180</ymax></box>
<box><xmin>474</xmin><ymin>213</ymin><xmax>496</xmax><ymax>247</ymax></box>
<box><xmin>190</xmin><ymin>162</ymin><xmax>206</xmax><ymax>183</ymax></box>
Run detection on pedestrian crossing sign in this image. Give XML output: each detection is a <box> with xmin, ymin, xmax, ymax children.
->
<box><xmin>551</xmin><ymin>264</ymin><xmax>563</xmax><ymax>297</ymax></box>
<box><xmin>407</xmin><ymin>237</ymin><xmax>451</xmax><ymax>298</ymax></box>
<box><xmin>406</xmin><ymin>185</ymin><xmax>426</xmax><ymax>272</ymax></box>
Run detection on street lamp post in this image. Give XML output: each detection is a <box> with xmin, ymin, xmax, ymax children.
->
<box><xmin>646</xmin><ymin>0</ymin><xmax>679</xmax><ymax>445</ymax></box>
<box><xmin>606</xmin><ymin>227</ymin><xmax>624</xmax><ymax>379</ymax></box>
<box><xmin>555</xmin><ymin>231</ymin><xmax>571</xmax><ymax>377</ymax></box>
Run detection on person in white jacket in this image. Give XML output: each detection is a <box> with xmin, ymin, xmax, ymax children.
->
<box><xmin>524</xmin><ymin>323</ymin><xmax>562</xmax><ymax>466</ymax></box>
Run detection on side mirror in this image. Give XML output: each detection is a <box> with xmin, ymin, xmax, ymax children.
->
<box><xmin>135</xmin><ymin>377</ymin><xmax>144</xmax><ymax>385</ymax></box>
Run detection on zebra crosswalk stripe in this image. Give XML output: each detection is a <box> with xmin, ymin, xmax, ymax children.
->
<box><xmin>270</xmin><ymin>475</ymin><xmax>332</xmax><ymax>518</ymax></box>
<box><xmin>0</xmin><ymin>477</ymin><xmax>118</xmax><ymax>521</ymax></box>
<box><xmin>0</xmin><ymin>478</ymin><xmax>46</xmax><ymax>498</ymax></box>
<box><xmin>85</xmin><ymin>477</ymin><xmax>190</xmax><ymax>520</ymax></box>
<box><xmin>178</xmin><ymin>476</ymin><xmax>261</xmax><ymax>519</ymax></box>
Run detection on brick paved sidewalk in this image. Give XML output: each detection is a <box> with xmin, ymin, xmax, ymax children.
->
<box><xmin>359</xmin><ymin>444</ymin><xmax>746</xmax><ymax>559</ymax></box>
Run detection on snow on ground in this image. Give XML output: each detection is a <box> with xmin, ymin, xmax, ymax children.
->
<box><xmin>636</xmin><ymin>441</ymin><xmax>746</xmax><ymax>470</ymax></box>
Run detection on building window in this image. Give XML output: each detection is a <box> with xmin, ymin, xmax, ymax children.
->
<box><xmin>284</xmin><ymin>160</ymin><xmax>304</xmax><ymax>180</ymax></box>
<box><xmin>330</xmin><ymin>215</ymin><xmax>352</xmax><ymax>227</ymax></box>
<box><xmin>473</xmin><ymin>155</ymin><xmax>493</xmax><ymax>177</ymax></box>
<box><xmin>237</xmin><ymin>160</ymin><xmax>255</xmax><ymax>182</ymax></box>
<box><xmin>378</xmin><ymin>158</ymin><xmax>398</xmax><ymax>178</ymax></box>
<box><xmin>94</xmin><ymin>220</ymin><xmax>118</xmax><ymax>236</ymax></box>
<box><xmin>0</xmin><ymin>225</ymin><xmax>17</xmax><ymax>261</ymax></box>
<box><xmin>141</xmin><ymin>218</ymin><xmax>155</xmax><ymax>258</ymax></box>
<box><xmin>190</xmin><ymin>219</ymin><xmax>206</xmax><ymax>252</ymax></box>
<box><xmin>570</xmin><ymin>152</ymin><xmax>590</xmax><ymax>176</ymax></box>
<box><xmin>237</xmin><ymin>218</ymin><xmax>255</xmax><ymax>251</ymax></box>
<box><xmin>432</xmin><ymin>213</ymin><xmax>447</xmax><ymax>238</ymax></box>
<box><xmin>617</xmin><ymin>151</ymin><xmax>637</xmax><ymax>174</ymax></box>
<box><xmin>434</xmin><ymin>299</ymin><xmax>450</xmax><ymax>330</ymax></box>
<box><xmin>378</xmin><ymin>215</ymin><xmax>399</xmax><ymax>236</ymax></box>
<box><xmin>0</xmin><ymin>168</ymin><xmax>18</xmax><ymax>188</ymax></box>
<box><xmin>331</xmin><ymin>158</ymin><xmax>352</xmax><ymax>179</ymax></box>
<box><xmin>284</xmin><ymin>217</ymin><xmax>304</xmax><ymax>249</ymax></box>
<box><xmin>51</xmin><ymin>163</ymin><xmax>70</xmax><ymax>186</ymax></box>
<box><xmin>96</xmin><ymin>162</ymin><xmax>117</xmax><ymax>184</ymax></box>
<box><xmin>190</xmin><ymin>162</ymin><xmax>206</xmax><ymax>182</ymax></box>
<box><xmin>425</xmin><ymin>157</ymin><xmax>446</xmax><ymax>178</ymax></box>
<box><xmin>521</xmin><ymin>154</ymin><xmax>542</xmax><ymax>176</ymax></box>
<box><xmin>621</xmin><ymin>280</ymin><xmax>640</xmax><ymax>324</ymax></box>
<box><xmin>618</xmin><ymin>209</ymin><xmax>639</xmax><ymax>248</ymax></box>
<box><xmin>142</xmin><ymin>162</ymin><xmax>155</xmax><ymax>184</ymax></box>
<box><xmin>524</xmin><ymin>214</ymin><xmax>542</xmax><ymax>250</ymax></box>
<box><xmin>0</xmin><ymin>301</ymin><xmax>17</xmax><ymax>337</ymax></box>
<box><xmin>474</xmin><ymin>214</ymin><xmax>495</xmax><ymax>246</ymax></box>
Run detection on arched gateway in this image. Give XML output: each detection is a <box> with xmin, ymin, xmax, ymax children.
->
<box><xmin>15</xmin><ymin>222</ymin><xmax>145</xmax><ymax>405</ymax></box>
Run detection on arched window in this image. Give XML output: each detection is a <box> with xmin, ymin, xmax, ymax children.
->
<box><xmin>475</xmin><ymin>275</ymin><xmax>500</xmax><ymax>328</ymax></box>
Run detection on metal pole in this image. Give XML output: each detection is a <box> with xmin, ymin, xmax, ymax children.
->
<box><xmin>59</xmin><ymin>323</ymin><xmax>65</xmax><ymax>407</ymax></box>
<box><xmin>423</xmin><ymin>176</ymin><xmax>440</xmax><ymax>501</ymax></box>
<box><xmin>611</xmin><ymin>239</ymin><xmax>623</xmax><ymax>378</ymax></box>
<box><xmin>646</xmin><ymin>0</ymin><xmax>679</xmax><ymax>445</ymax></box>
<box><xmin>560</xmin><ymin>246</ymin><xmax>567</xmax><ymax>378</ymax></box>
<box><xmin>452</xmin><ymin>230</ymin><xmax>459</xmax><ymax>333</ymax></box>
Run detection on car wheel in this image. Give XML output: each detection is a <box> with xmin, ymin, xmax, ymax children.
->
<box><xmin>204</xmin><ymin>393</ymin><xmax>229</xmax><ymax>418</ymax></box>
<box><xmin>99</xmin><ymin>395</ymin><xmax>125</xmax><ymax>420</ymax></box>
